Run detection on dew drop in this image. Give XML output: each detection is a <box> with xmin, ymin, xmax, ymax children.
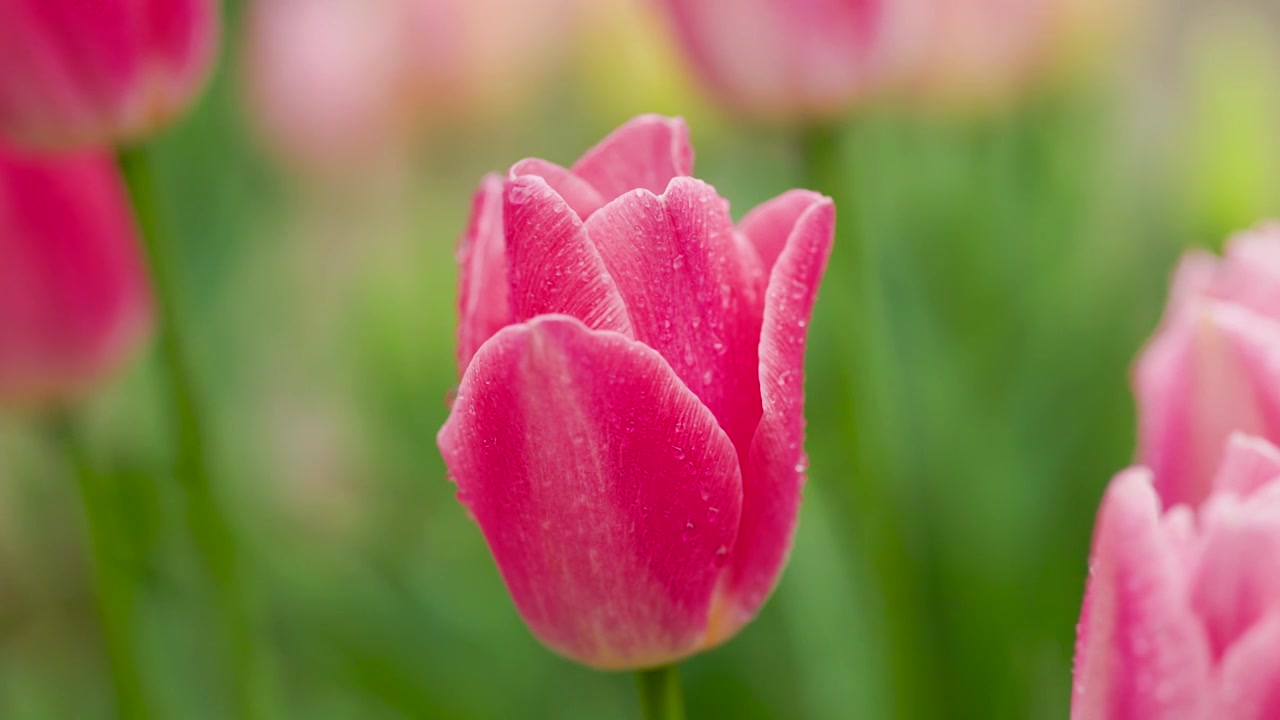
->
<box><xmin>682</xmin><ymin>521</ymin><xmax>699</xmax><ymax>542</ymax></box>
<box><xmin>507</xmin><ymin>184</ymin><xmax>532</xmax><ymax>205</ymax></box>
<box><xmin>713</xmin><ymin>545</ymin><xmax>729</xmax><ymax>567</ymax></box>
<box><xmin>671</xmin><ymin>445</ymin><xmax>686</xmax><ymax>460</ymax></box>
<box><xmin>672</xmin><ymin>254</ymin><xmax>686</xmax><ymax>270</ymax></box>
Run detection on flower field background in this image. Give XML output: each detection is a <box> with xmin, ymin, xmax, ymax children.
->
<box><xmin>2</xmin><ymin>1</ymin><xmax>1279</xmax><ymax>718</ymax></box>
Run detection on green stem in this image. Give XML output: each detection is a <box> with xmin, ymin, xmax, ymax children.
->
<box><xmin>116</xmin><ymin>146</ymin><xmax>267</xmax><ymax>719</ymax></box>
<box><xmin>50</xmin><ymin>415</ymin><xmax>153</xmax><ymax>720</ymax></box>
<box><xmin>634</xmin><ymin>665</ymin><xmax>685</xmax><ymax>720</ymax></box>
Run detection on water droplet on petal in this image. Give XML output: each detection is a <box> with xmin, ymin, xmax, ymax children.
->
<box><xmin>671</xmin><ymin>445</ymin><xmax>686</xmax><ymax>460</ymax></box>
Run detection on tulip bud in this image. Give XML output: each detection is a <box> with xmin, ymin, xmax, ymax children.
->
<box><xmin>1134</xmin><ymin>224</ymin><xmax>1280</xmax><ymax>508</ymax></box>
<box><xmin>0</xmin><ymin>143</ymin><xmax>152</xmax><ymax>409</ymax></box>
<box><xmin>653</xmin><ymin>0</ymin><xmax>885</xmax><ymax>120</ymax></box>
<box><xmin>438</xmin><ymin>115</ymin><xmax>834</xmax><ymax>667</ymax></box>
<box><xmin>1072</xmin><ymin>433</ymin><xmax>1280</xmax><ymax>719</ymax></box>
<box><xmin>0</xmin><ymin>0</ymin><xmax>218</xmax><ymax>149</ymax></box>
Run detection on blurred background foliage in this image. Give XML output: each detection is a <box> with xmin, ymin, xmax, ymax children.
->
<box><xmin>3</xmin><ymin>0</ymin><xmax>1280</xmax><ymax>718</ymax></box>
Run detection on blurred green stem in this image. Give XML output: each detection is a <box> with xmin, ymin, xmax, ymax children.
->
<box><xmin>51</xmin><ymin>415</ymin><xmax>153</xmax><ymax>720</ymax></box>
<box><xmin>799</xmin><ymin>124</ymin><xmax>933</xmax><ymax>718</ymax></box>
<box><xmin>116</xmin><ymin>146</ymin><xmax>267</xmax><ymax>720</ymax></box>
<box><xmin>635</xmin><ymin>665</ymin><xmax>685</xmax><ymax>720</ymax></box>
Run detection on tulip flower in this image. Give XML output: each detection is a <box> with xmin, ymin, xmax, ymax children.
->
<box><xmin>438</xmin><ymin>115</ymin><xmax>834</xmax><ymax>668</ymax></box>
<box><xmin>401</xmin><ymin>0</ymin><xmax>577</xmax><ymax>122</ymax></box>
<box><xmin>242</xmin><ymin>0</ymin><xmax>416</xmax><ymax>172</ymax></box>
<box><xmin>886</xmin><ymin>0</ymin><xmax>1057</xmax><ymax>108</ymax></box>
<box><xmin>652</xmin><ymin>0</ymin><xmax>886</xmax><ymax>120</ymax></box>
<box><xmin>1072</xmin><ymin>433</ymin><xmax>1280</xmax><ymax>719</ymax></box>
<box><xmin>1134</xmin><ymin>224</ymin><xmax>1280</xmax><ymax>508</ymax></box>
<box><xmin>0</xmin><ymin>0</ymin><xmax>218</xmax><ymax>148</ymax></box>
<box><xmin>0</xmin><ymin>142</ymin><xmax>152</xmax><ymax>409</ymax></box>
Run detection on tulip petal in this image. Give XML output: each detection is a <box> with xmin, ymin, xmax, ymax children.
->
<box><xmin>437</xmin><ymin>315</ymin><xmax>743</xmax><ymax>668</ymax></box>
<box><xmin>0</xmin><ymin>145</ymin><xmax>151</xmax><ymax>407</ymax></box>
<box><xmin>1071</xmin><ymin>471</ymin><xmax>1212</xmax><ymax>720</ymax></box>
<box><xmin>1213</xmin><ymin>223</ymin><xmax>1280</xmax><ymax>318</ymax></box>
<box><xmin>1212</xmin><ymin>433</ymin><xmax>1280</xmax><ymax>498</ymax></box>
<box><xmin>739</xmin><ymin>190</ymin><xmax>828</xmax><ymax>274</ymax></box>
<box><xmin>456</xmin><ymin>174</ymin><xmax>511</xmax><ymax>371</ymax></box>
<box><xmin>1135</xmin><ymin>302</ymin><xmax>1280</xmax><ymax>507</ymax></box>
<box><xmin>571</xmin><ymin>115</ymin><xmax>693</xmax><ymax>200</ymax></box>
<box><xmin>1190</xmin><ymin>483</ymin><xmax>1280</xmax><ymax>660</ymax></box>
<box><xmin>1217</xmin><ymin>610</ymin><xmax>1280</xmax><ymax>720</ymax></box>
<box><xmin>508</xmin><ymin>158</ymin><xmax>606</xmax><ymax>220</ymax></box>
<box><xmin>585</xmin><ymin>177</ymin><xmax>766</xmax><ymax>454</ymax></box>
<box><xmin>717</xmin><ymin>194</ymin><xmax>833</xmax><ymax>632</ymax></box>
<box><xmin>505</xmin><ymin>175</ymin><xmax>633</xmax><ymax>336</ymax></box>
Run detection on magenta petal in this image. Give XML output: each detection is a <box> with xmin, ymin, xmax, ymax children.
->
<box><xmin>1217</xmin><ymin>611</ymin><xmax>1280</xmax><ymax>720</ymax></box>
<box><xmin>1071</xmin><ymin>471</ymin><xmax>1212</xmax><ymax>720</ymax></box>
<box><xmin>0</xmin><ymin>144</ymin><xmax>152</xmax><ymax>407</ymax></box>
<box><xmin>738</xmin><ymin>190</ymin><xmax>828</xmax><ymax>274</ymax></box>
<box><xmin>456</xmin><ymin>174</ymin><xmax>512</xmax><ymax>372</ymax></box>
<box><xmin>571</xmin><ymin>115</ymin><xmax>694</xmax><ymax>201</ymax></box>
<box><xmin>505</xmin><ymin>175</ymin><xmax>633</xmax><ymax>336</ymax></box>
<box><xmin>1212</xmin><ymin>433</ymin><xmax>1280</xmax><ymax>498</ymax></box>
<box><xmin>437</xmin><ymin>315</ymin><xmax>743</xmax><ymax>668</ymax></box>
<box><xmin>720</xmin><ymin>194</ymin><xmax>834</xmax><ymax>630</ymax></box>
<box><xmin>508</xmin><ymin>158</ymin><xmax>606</xmax><ymax>220</ymax></box>
<box><xmin>584</xmin><ymin>177</ymin><xmax>766</xmax><ymax>454</ymax></box>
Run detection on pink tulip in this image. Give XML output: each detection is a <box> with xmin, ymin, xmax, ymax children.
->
<box><xmin>1072</xmin><ymin>433</ymin><xmax>1280</xmax><ymax>719</ymax></box>
<box><xmin>401</xmin><ymin>0</ymin><xmax>577</xmax><ymax>121</ymax></box>
<box><xmin>438</xmin><ymin>115</ymin><xmax>834</xmax><ymax>668</ymax></box>
<box><xmin>242</xmin><ymin>0</ymin><xmax>416</xmax><ymax>172</ymax></box>
<box><xmin>653</xmin><ymin>0</ymin><xmax>885</xmax><ymax>119</ymax></box>
<box><xmin>0</xmin><ymin>0</ymin><xmax>218</xmax><ymax>149</ymax></box>
<box><xmin>0</xmin><ymin>143</ymin><xmax>152</xmax><ymax>409</ymax></box>
<box><xmin>886</xmin><ymin>0</ymin><xmax>1057</xmax><ymax>108</ymax></box>
<box><xmin>1134</xmin><ymin>224</ymin><xmax>1280</xmax><ymax>508</ymax></box>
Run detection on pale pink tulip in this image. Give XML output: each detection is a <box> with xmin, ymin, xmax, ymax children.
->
<box><xmin>0</xmin><ymin>143</ymin><xmax>152</xmax><ymax>409</ymax></box>
<box><xmin>242</xmin><ymin>0</ymin><xmax>415</xmax><ymax>172</ymax></box>
<box><xmin>887</xmin><ymin>0</ymin><xmax>1056</xmax><ymax>107</ymax></box>
<box><xmin>0</xmin><ymin>0</ymin><xmax>218</xmax><ymax>149</ymax></box>
<box><xmin>438</xmin><ymin>115</ymin><xmax>834</xmax><ymax>668</ymax></box>
<box><xmin>1072</xmin><ymin>433</ymin><xmax>1280</xmax><ymax>719</ymax></box>
<box><xmin>1134</xmin><ymin>224</ymin><xmax>1280</xmax><ymax>508</ymax></box>
<box><xmin>401</xmin><ymin>0</ymin><xmax>576</xmax><ymax>122</ymax></box>
<box><xmin>653</xmin><ymin>0</ymin><xmax>885</xmax><ymax>119</ymax></box>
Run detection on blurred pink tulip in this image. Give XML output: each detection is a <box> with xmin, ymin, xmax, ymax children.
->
<box><xmin>653</xmin><ymin>0</ymin><xmax>885</xmax><ymax>119</ymax></box>
<box><xmin>1134</xmin><ymin>224</ymin><xmax>1280</xmax><ymax>508</ymax></box>
<box><xmin>0</xmin><ymin>0</ymin><xmax>218</xmax><ymax>149</ymax></box>
<box><xmin>438</xmin><ymin>115</ymin><xmax>834</xmax><ymax>668</ymax></box>
<box><xmin>242</xmin><ymin>0</ymin><xmax>415</xmax><ymax>172</ymax></box>
<box><xmin>1072</xmin><ymin>433</ymin><xmax>1280</xmax><ymax>720</ymax></box>
<box><xmin>0</xmin><ymin>143</ymin><xmax>152</xmax><ymax>409</ymax></box>
<box><xmin>887</xmin><ymin>0</ymin><xmax>1056</xmax><ymax>108</ymax></box>
<box><xmin>888</xmin><ymin>0</ymin><xmax>1149</xmax><ymax>109</ymax></box>
<box><xmin>402</xmin><ymin>0</ymin><xmax>576</xmax><ymax>119</ymax></box>
<box><xmin>244</xmin><ymin>0</ymin><xmax>575</xmax><ymax>171</ymax></box>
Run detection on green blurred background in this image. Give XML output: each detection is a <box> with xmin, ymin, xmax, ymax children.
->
<box><xmin>3</xmin><ymin>0</ymin><xmax>1280</xmax><ymax>717</ymax></box>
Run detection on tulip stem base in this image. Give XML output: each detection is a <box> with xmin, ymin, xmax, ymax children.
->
<box><xmin>50</xmin><ymin>414</ymin><xmax>153</xmax><ymax>720</ymax></box>
<box><xmin>116</xmin><ymin>146</ymin><xmax>268</xmax><ymax>719</ymax></box>
<box><xmin>635</xmin><ymin>664</ymin><xmax>686</xmax><ymax>720</ymax></box>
